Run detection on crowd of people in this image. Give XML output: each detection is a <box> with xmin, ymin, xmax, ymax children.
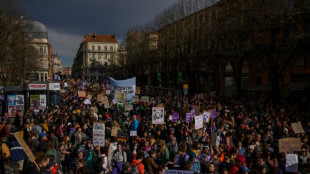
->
<box><xmin>0</xmin><ymin>79</ymin><xmax>310</xmax><ymax>174</ymax></box>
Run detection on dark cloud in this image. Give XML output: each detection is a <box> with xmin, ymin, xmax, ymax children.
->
<box><xmin>19</xmin><ymin>0</ymin><xmax>178</xmax><ymax>66</ymax></box>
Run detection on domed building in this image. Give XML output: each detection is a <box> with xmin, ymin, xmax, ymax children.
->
<box><xmin>23</xmin><ymin>20</ymin><xmax>52</xmax><ymax>82</ymax></box>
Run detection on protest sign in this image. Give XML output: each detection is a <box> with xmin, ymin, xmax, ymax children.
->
<box><xmin>203</xmin><ymin>111</ymin><xmax>211</xmax><ymax>122</ymax></box>
<box><xmin>193</xmin><ymin>105</ymin><xmax>200</xmax><ymax>115</ymax></box>
<box><xmin>141</xmin><ymin>96</ymin><xmax>149</xmax><ymax>103</ymax></box>
<box><xmin>136</xmin><ymin>86</ymin><xmax>141</xmax><ymax>95</ymax></box>
<box><xmin>125</xmin><ymin>104</ymin><xmax>133</xmax><ymax>111</ymax></box>
<box><xmin>106</xmin><ymin>90</ymin><xmax>111</xmax><ymax>95</ymax></box>
<box><xmin>291</xmin><ymin>122</ymin><xmax>305</xmax><ymax>134</ymax></box>
<box><xmin>117</xmin><ymin>129</ymin><xmax>128</xmax><ymax>142</ymax></box>
<box><xmin>7</xmin><ymin>95</ymin><xmax>25</xmax><ymax>117</ymax></box>
<box><xmin>87</xmin><ymin>94</ymin><xmax>92</xmax><ymax>100</ymax></box>
<box><xmin>78</xmin><ymin>91</ymin><xmax>86</xmax><ymax>97</ymax></box>
<box><xmin>195</xmin><ymin>115</ymin><xmax>203</xmax><ymax>130</ymax></box>
<box><xmin>210</xmin><ymin>109</ymin><xmax>216</xmax><ymax>119</ymax></box>
<box><xmin>84</xmin><ymin>98</ymin><xmax>91</xmax><ymax>105</ymax></box>
<box><xmin>109</xmin><ymin>77</ymin><xmax>136</xmax><ymax>101</ymax></box>
<box><xmin>172</xmin><ymin>112</ymin><xmax>179</xmax><ymax>122</ymax></box>
<box><xmin>286</xmin><ymin>154</ymin><xmax>298</xmax><ymax>172</ymax></box>
<box><xmin>112</xmin><ymin>99</ymin><xmax>118</xmax><ymax>104</ymax></box>
<box><xmin>102</xmin><ymin>96</ymin><xmax>109</xmax><ymax>104</ymax></box>
<box><xmin>152</xmin><ymin>107</ymin><xmax>165</xmax><ymax>124</ymax></box>
<box><xmin>93</xmin><ymin>123</ymin><xmax>105</xmax><ymax>147</ymax></box>
<box><xmin>130</xmin><ymin>131</ymin><xmax>137</xmax><ymax>136</ymax></box>
<box><xmin>164</xmin><ymin>169</ymin><xmax>194</xmax><ymax>174</ymax></box>
<box><xmin>132</xmin><ymin>95</ymin><xmax>139</xmax><ymax>102</ymax></box>
<box><xmin>114</xmin><ymin>91</ymin><xmax>127</xmax><ymax>102</ymax></box>
<box><xmin>13</xmin><ymin>132</ymin><xmax>35</xmax><ymax>162</ymax></box>
<box><xmin>111</xmin><ymin>127</ymin><xmax>119</xmax><ymax>137</ymax></box>
<box><xmin>278</xmin><ymin>138</ymin><xmax>301</xmax><ymax>153</ymax></box>
<box><xmin>186</xmin><ymin>113</ymin><xmax>192</xmax><ymax>123</ymax></box>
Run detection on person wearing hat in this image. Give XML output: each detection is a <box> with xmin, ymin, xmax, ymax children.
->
<box><xmin>189</xmin><ymin>151</ymin><xmax>200</xmax><ymax>173</ymax></box>
<box><xmin>230</xmin><ymin>154</ymin><xmax>247</xmax><ymax>174</ymax></box>
<box><xmin>239</xmin><ymin>165</ymin><xmax>250</xmax><ymax>174</ymax></box>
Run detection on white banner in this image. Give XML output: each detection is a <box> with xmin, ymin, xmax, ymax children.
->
<box><xmin>203</xmin><ymin>111</ymin><xmax>210</xmax><ymax>122</ymax></box>
<box><xmin>152</xmin><ymin>107</ymin><xmax>165</xmax><ymax>124</ymax></box>
<box><xmin>195</xmin><ymin>115</ymin><xmax>204</xmax><ymax>130</ymax></box>
<box><xmin>286</xmin><ymin>154</ymin><xmax>298</xmax><ymax>172</ymax></box>
<box><xmin>93</xmin><ymin>123</ymin><xmax>105</xmax><ymax>147</ymax></box>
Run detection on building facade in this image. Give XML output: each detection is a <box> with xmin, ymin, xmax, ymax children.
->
<box><xmin>146</xmin><ymin>0</ymin><xmax>309</xmax><ymax>97</ymax></box>
<box><xmin>23</xmin><ymin>21</ymin><xmax>52</xmax><ymax>82</ymax></box>
<box><xmin>72</xmin><ymin>33</ymin><xmax>119</xmax><ymax>82</ymax></box>
<box><xmin>52</xmin><ymin>54</ymin><xmax>63</xmax><ymax>76</ymax></box>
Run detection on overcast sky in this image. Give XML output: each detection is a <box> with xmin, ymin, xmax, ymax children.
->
<box><xmin>19</xmin><ymin>0</ymin><xmax>178</xmax><ymax>67</ymax></box>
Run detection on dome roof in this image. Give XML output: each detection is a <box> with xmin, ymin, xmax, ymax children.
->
<box><xmin>23</xmin><ymin>20</ymin><xmax>48</xmax><ymax>39</ymax></box>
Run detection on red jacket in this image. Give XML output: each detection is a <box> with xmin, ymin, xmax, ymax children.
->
<box><xmin>131</xmin><ymin>159</ymin><xmax>144</xmax><ymax>174</ymax></box>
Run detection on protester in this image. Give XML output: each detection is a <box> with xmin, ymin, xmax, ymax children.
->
<box><xmin>0</xmin><ymin>79</ymin><xmax>309</xmax><ymax>174</ymax></box>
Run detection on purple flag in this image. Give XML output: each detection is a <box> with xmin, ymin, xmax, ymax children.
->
<box><xmin>210</xmin><ymin>109</ymin><xmax>216</xmax><ymax>119</ymax></box>
<box><xmin>186</xmin><ymin>113</ymin><xmax>192</xmax><ymax>123</ymax></box>
<box><xmin>172</xmin><ymin>112</ymin><xmax>179</xmax><ymax>122</ymax></box>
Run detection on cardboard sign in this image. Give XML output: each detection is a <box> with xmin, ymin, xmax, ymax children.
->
<box><xmin>93</xmin><ymin>123</ymin><xmax>105</xmax><ymax>147</ymax></box>
<box><xmin>78</xmin><ymin>91</ymin><xmax>86</xmax><ymax>97</ymax></box>
<box><xmin>111</xmin><ymin>127</ymin><xmax>119</xmax><ymax>137</ymax></box>
<box><xmin>114</xmin><ymin>91</ymin><xmax>127</xmax><ymax>102</ymax></box>
<box><xmin>130</xmin><ymin>131</ymin><xmax>137</xmax><ymax>136</ymax></box>
<box><xmin>152</xmin><ymin>107</ymin><xmax>165</xmax><ymax>124</ymax></box>
<box><xmin>136</xmin><ymin>86</ymin><xmax>141</xmax><ymax>95</ymax></box>
<box><xmin>286</xmin><ymin>154</ymin><xmax>298</xmax><ymax>172</ymax></box>
<box><xmin>87</xmin><ymin>94</ymin><xmax>92</xmax><ymax>100</ymax></box>
<box><xmin>195</xmin><ymin>115</ymin><xmax>203</xmax><ymax>130</ymax></box>
<box><xmin>13</xmin><ymin>132</ymin><xmax>35</xmax><ymax>162</ymax></box>
<box><xmin>291</xmin><ymin>122</ymin><xmax>305</xmax><ymax>134</ymax></box>
<box><xmin>125</xmin><ymin>104</ymin><xmax>133</xmax><ymax>111</ymax></box>
<box><xmin>278</xmin><ymin>138</ymin><xmax>301</xmax><ymax>153</ymax></box>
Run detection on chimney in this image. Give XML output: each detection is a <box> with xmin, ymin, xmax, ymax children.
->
<box><xmin>94</xmin><ymin>32</ymin><xmax>96</xmax><ymax>38</ymax></box>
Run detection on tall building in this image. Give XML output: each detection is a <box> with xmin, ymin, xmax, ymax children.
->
<box><xmin>23</xmin><ymin>20</ymin><xmax>52</xmax><ymax>82</ymax></box>
<box><xmin>72</xmin><ymin>33</ymin><xmax>119</xmax><ymax>82</ymax></box>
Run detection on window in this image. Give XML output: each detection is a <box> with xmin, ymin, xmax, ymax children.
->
<box><xmin>40</xmin><ymin>46</ymin><xmax>43</xmax><ymax>54</ymax></box>
<box><xmin>92</xmin><ymin>46</ymin><xmax>95</xmax><ymax>51</ymax></box>
<box><xmin>298</xmin><ymin>56</ymin><xmax>305</xmax><ymax>70</ymax></box>
<box><xmin>104</xmin><ymin>46</ymin><xmax>107</xmax><ymax>51</ymax></box>
<box><xmin>104</xmin><ymin>54</ymin><xmax>107</xmax><ymax>59</ymax></box>
<box><xmin>92</xmin><ymin>53</ymin><xmax>95</xmax><ymax>59</ymax></box>
<box><xmin>98</xmin><ymin>53</ymin><xmax>101</xmax><ymax>59</ymax></box>
<box><xmin>43</xmin><ymin>46</ymin><xmax>47</xmax><ymax>55</ymax></box>
<box><xmin>110</xmin><ymin>46</ymin><xmax>113</xmax><ymax>51</ymax></box>
<box><xmin>104</xmin><ymin>62</ymin><xmax>108</xmax><ymax>66</ymax></box>
<box><xmin>98</xmin><ymin>46</ymin><xmax>101</xmax><ymax>50</ymax></box>
<box><xmin>257</xmin><ymin>59</ymin><xmax>262</xmax><ymax>73</ymax></box>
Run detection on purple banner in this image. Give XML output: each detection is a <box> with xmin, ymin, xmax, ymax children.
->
<box><xmin>172</xmin><ymin>112</ymin><xmax>179</xmax><ymax>122</ymax></box>
<box><xmin>186</xmin><ymin>113</ymin><xmax>192</xmax><ymax>123</ymax></box>
<box><xmin>210</xmin><ymin>109</ymin><xmax>217</xmax><ymax>119</ymax></box>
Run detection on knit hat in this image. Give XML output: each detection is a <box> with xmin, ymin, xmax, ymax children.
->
<box><xmin>189</xmin><ymin>151</ymin><xmax>196</xmax><ymax>159</ymax></box>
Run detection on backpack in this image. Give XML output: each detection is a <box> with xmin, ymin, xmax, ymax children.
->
<box><xmin>131</xmin><ymin>163</ymin><xmax>141</xmax><ymax>174</ymax></box>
